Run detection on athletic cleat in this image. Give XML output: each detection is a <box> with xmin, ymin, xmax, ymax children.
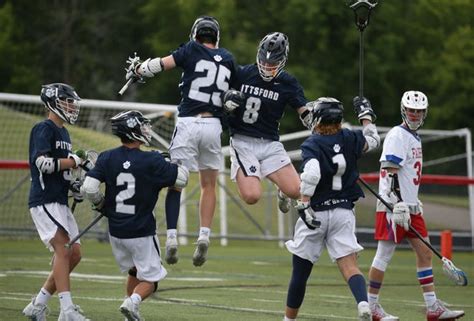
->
<box><xmin>426</xmin><ymin>300</ymin><xmax>465</xmax><ymax>321</ymax></box>
<box><xmin>370</xmin><ymin>302</ymin><xmax>399</xmax><ymax>321</ymax></box>
<box><xmin>22</xmin><ymin>298</ymin><xmax>49</xmax><ymax>321</ymax></box>
<box><xmin>277</xmin><ymin>190</ymin><xmax>291</xmax><ymax>213</ymax></box>
<box><xmin>120</xmin><ymin>297</ymin><xmax>142</xmax><ymax>321</ymax></box>
<box><xmin>358</xmin><ymin>301</ymin><xmax>372</xmax><ymax>321</ymax></box>
<box><xmin>58</xmin><ymin>305</ymin><xmax>90</xmax><ymax>321</ymax></box>
<box><xmin>192</xmin><ymin>238</ymin><xmax>209</xmax><ymax>267</ymax></box>
<box><xmin>165</xmin><ymin>236</ymin><xmax>179</xmax><ymax>265</ymax></box>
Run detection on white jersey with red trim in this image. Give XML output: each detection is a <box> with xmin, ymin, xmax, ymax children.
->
<box><xmin>378</xmin><ymin>125</ymin><xmax>422</xmax><ymax>206</ymax></box>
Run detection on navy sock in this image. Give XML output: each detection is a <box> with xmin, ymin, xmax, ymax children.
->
<box><xmin>348</xmin><ymin>274</ymin><xmax>368</xmax><ymax>303</ymax></box>
<box><xmin>286</xmin><ymin>255</ymin><xmax>313</xmax><ymax>309</ymax></box>
<box><xmin>165</xmin><ymin>189</ymin><xmax>181</xmax><ymax>229</ymax></box>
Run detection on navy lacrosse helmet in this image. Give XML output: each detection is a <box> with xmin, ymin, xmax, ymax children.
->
<box><xmin>308</xmin><ymin>97</ymin><xmax>344</xmax><ymax>128</ymax></box>
<box><xmin>189</xmin><ymin>16</ymin><xmax>220</xmax><ymax>47</ymax></box>
<box><xmin>40</xmin><ymin>83</ymin><xmax>81</xmax><ymax>125</ymax></box>
<box><xmin>111</xmin><ymin>110</ymin><xmax>152</xmax><ymax>145</ymax></box>
<box><xmin>256</xmin><ymin>32</ymin><xmax>289</xmax><ymax>81</ymax></box>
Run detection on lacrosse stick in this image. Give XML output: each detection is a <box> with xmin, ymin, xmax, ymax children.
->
<box><xmin>70</xmin><ymin>150</ymin><xmax>99</xmax><ymax>213</ymax></box>
<box><xmin>118</xmin><ymin>52</ymin><xmax>144</xmax><ymax>95</ymax></box>
<box><xmin>65</xmin><ymin>212</ymin><xmax>106</xmax><ymax>249</ymax></box>
<box><xmin>348</xmin><ymin>0</ymin><xmax>378</xmax><ymax>97</ymax></box>
<box><xmin>358</xmin><ymin>177</ymin><xmax>468</xmax><ymax>286</ymax></box>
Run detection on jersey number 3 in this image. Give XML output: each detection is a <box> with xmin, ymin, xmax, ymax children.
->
<box><xmin>116</xmin><ymin>173</ymin><xmax>135</xmax><ymax>215</ymax></box>
<box><xmin>189</xmin><ymin>59</ymin><xmax>231</xmax><ymax>107</ymax></box>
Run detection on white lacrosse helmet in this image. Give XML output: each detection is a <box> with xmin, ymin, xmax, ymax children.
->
<box><xmin>400</xmin><ymin>90</ymin><xmax>428</xmax><ymax>130</ymax></box>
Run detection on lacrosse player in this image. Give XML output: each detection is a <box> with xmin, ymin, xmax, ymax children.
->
<box><xmin>124</xmin><ymin>15</ymin><xmax>238</xmax><ymax>266</ymax></box>
<box><xmin>81</xmin><ymin>110</ymin><xmax>188</xmax><ymax>321</ymax></box>
<box><xmin>23</xmin><ymin>83</ymin><xmax>91</xmax><ymax>321</ymax></box>
<box><xmin>367</xmin><ymin>91</ymin><xmax>465</xmax><ymax>321</ymax></box>
<box><xmin>283</xmin><ymin>97</ymin><xmax>380</xmax><ymax>321</ymax></box>
<box><xmin>221</xmin><ymin>32</ymin><xmax>311</xmax><ymax>213</ymax></box>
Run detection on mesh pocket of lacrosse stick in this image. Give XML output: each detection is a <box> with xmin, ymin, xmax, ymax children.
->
<box><xmin>442</xmin><ymin>257</ymin><xmax>468</xmax><ymax>286</ymax></box>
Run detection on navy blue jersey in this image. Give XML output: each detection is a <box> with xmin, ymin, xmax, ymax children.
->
<box><xmin>172</xmin><ymin>41</ymin><xmax>238</xmax><ymax>118</ymax></box>
<box><xmin>87</xmin><ymin>146</ymin><xmax>178</xmax><ymax>238</ymax></box>
<box><xmin>301</xmin><ymin>129</ymin><xmax>366</xmax><ymax>211</ymax></box>
<box><xmin>229</xmin><ymin>64</ymin><xmax>306</xmax><ymax>140</ymax></box>
<box><xmin>28</xmin><ymin>119</ymin><xmax>73</xmax><ymax>208</ymax></box>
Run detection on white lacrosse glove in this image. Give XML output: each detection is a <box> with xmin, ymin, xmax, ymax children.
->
<box><xmin>392</xmin><ymin>201</ymin><xmax>410</xmax><ymax>231</ymax></box>
<box><xmin>69</xmin><ymin>150</ymin><xmax>86</xmax><ymax>168</ymax></box>
<box><xmin>69</xmin><ymin>179</ymin><xmax>84</xmax><ymax>203</ymax></box>
<box><xmin>125</xmin><ymin>53</ymin><xmax>144</xmax><ymax>81</ymax></box>
<box><xmin>295</xmin><ymin>200</ymin><xmax>320</xmax><ymax>230</ymax></box>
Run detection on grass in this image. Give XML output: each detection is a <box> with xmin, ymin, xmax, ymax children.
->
<box><xmin>0</xmin><ymin>239</ymin><xmax>473</xmax><ymax>321</ymax></box>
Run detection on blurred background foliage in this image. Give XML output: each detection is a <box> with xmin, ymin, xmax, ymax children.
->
<box><xmin>0</xmin><ymin>0</ymin><xmax>472</xmax><ymax>132</ymax></box>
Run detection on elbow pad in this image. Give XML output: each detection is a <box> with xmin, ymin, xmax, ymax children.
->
<box><xmin>363</xmin><ymin>123</ymin><xmax>380</xmax><ymax>152</ymax></box>
<box><xmin>138</xmin><ymin>58</ymin><xmax>163</xmax><ymax>77</ymax></box>
<box><xmin>35</xmin><ymin>155</ymin><xmax>60</xmax><ymax>174</ymax></box>
<box><xmin>300</xmin><ymin>159</ymin><xmax>321</xmax><ymax>197</ymax></box>
<box><xmin>81</xmin><ymin>177</ymin><xmax>104</xmax><ymax>206</ymax></box>
<box><xmin>174</xmin><ymin>164</ymin><xmax>189</xmax><ymax>189</ymax></box>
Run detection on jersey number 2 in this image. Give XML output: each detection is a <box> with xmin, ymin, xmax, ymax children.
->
<box><xmin>116</xmin><ymin>173</ymin><xmax>135</xmax><ymax>215</ymax></box>
<box><xmin>332</xmin><ymin>154</ymin><xmax>347</xmax><ymax>191</ymax></box>
<box><xmin>189</xmin><ymin>60</ymin><xmax>231</xmax><ymax>107</ymax></box>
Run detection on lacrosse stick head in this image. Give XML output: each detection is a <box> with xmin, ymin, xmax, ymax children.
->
<box><xmin>442</xmin><ymin>257</ymin><xmax>468</xmax><ymax>286</ymax></box>
<box><xmin>71</xmin><ymin>149</ymin><xmax>99</xmax><ymax>182</ymax></box>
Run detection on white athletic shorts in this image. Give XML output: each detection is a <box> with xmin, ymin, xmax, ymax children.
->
<box><xmin>30</xmin><ymin>202</ymin><xmax>80</xmax><ymax>251</ymax></box>
<box><xmin>286</xmin><ymin>207</ymin><xmax>363</xmax><ymax>263</ymax></box>
<box><xmin>169</xmin><ymin>117</ymin><xmax>222</xmax><ymax>172</ymax></box>
<box><xmin>109</xmin><ymin>234</ymin><xmax>167</xmax><ymax>282</ymax></box>
<box><xmin>229</xmin><ymin>134</ymin><xmax>291</xmax><ymax>181</ymax></box>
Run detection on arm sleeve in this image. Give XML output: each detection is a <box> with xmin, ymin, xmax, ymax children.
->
<box><xmin>151</xmin><ymin>152</ymin><xmax>179</xmax><ymax>187</ymax></box>
<box><xmin>32</xmin><ymin>124</ymin><xmax>53</xmax><ymax>159</ymax></box>
<box><xmin>288</xmin><ymin>78</ymin><xmax>307</xmax><ymax>110</ymax></box>
<box><xmin>351</xmin><ymin>130</ymin><xmax>366</xmax><ymax>159</ymax></box>
<box><xmin>380</xmin><ymin>130</ymin><xmax>406</xmax><ymax>168</ymax></box>
<box><xmin>171</xmin><ymin>42</ymin><xmax>189</xmax><ymax>68</ymax></box>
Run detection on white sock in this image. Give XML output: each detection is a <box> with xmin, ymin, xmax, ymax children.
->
<box><xmin>368</xmin><ymin>293</ymin><xmax>379</xmax><ymax>305</ymax></box>
<box><xmin>423</xmin><ymin>291</ymin><xmax>437</xmax><ymax>307</ymax></box>
<box><xmin>130</xmin><ymin>293</ymin><xmax>142</xmax><ymax>305</ymax></box>
<box><xmin>167</xmin><ymin>229</ymin><xmax>177</xmax><ymax>238</ymax></box>
<box><xmin>198</xmin><ymin>227</ymin><xmax>210</xmax><ymax>240</ymax></box>
<box><xmin>35</xmin><ymin>287</ymin><xmax>51</xmax><ymax>306</ymax></box>
<box><xmin>58</xmin><ymin>291</ymin><xmax>73</xmax><ymax>311</ymax></box>
<box><xmin>283</xmin><ymin>316</ymin><xmax>296</xmax><ymax>321</ymax></box>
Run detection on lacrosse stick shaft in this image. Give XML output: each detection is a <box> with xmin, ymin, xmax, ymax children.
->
<box><xmin>357</xmin><ymin>177</ymin><xmax>444</xmax><ymax>259</ymax></box>
<box><xmin>65</xmin><ymin>213</ymin><xmax>105</xmax><ymax>248</ymax></box>
<box><xmin>359</xmin><ymin>30</ymin><xmax>364</xmax><ymax>97</ymax></box>
<box><xmin>118</xmin><ymin>78</ymin><xmax>134</xmax><ymax>96</ymax></box>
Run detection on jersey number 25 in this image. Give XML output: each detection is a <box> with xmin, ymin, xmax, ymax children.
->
<box><xmin>189</xmin><ymin>59</ymin><xmax>231</xmax><ymax>107</ymax></box>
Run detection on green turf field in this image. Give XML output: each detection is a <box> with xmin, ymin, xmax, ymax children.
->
<box><xmin>0</xmin><ymin>239</ymin><xmax>472</xmax><ymax>321</ymax></box>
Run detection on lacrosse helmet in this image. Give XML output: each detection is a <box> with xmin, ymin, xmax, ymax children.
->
<box><xmin>400</xmin><ymin>90</ymin><xmax>428</xmax><ymax>130</ymax></box>
<box><xmin>256</xmin><ymin>32</ymin><xmax>289</xmax><ymax>82</ymax></box>
<box><xmin>111</xmin><ymin>110</ymin><xmax>152</xmax><ymax>145</ymax></box>
<box><xmin>40</xmin><ymin>83</ymin><xmax>81</xmax><ymax>125</ymax></box>
<box><xmin>190</xmin><ymin>16</ymin><xmax>220</xmax><ymax>47</ymax></box>
<box><xmin>307</xmin><ymin>97</ymin><xmax>344</xmax><ymax>128</ymax></box>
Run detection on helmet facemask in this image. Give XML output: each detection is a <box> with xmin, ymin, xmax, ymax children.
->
<box><xmin>56</xmin><ymin>97</ymin><xmax>80</xmax><ymax>125</ymax></box>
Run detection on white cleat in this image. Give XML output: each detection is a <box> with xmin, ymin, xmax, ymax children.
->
<box><xmin>370</xmin><ymin>302</ymin><xmax>399</xmax><ymax>321</ymax></box>
<box><xmin>277</xmin><ymin>190</ymin><xmax>291</xmax><ymax>213</ymax></box>
<box><xmin>58</xmin><ymin>305</ymin><xmax>90</xmax><ymax>321</ymax></box>
<box><xmin>119</xmin><ymin>297</ymin><xmax>142</xmax><ymax>321</ymax></box>
<box><xmin>22</xmin><ymin>298</ymin><xmax>49</xmax><ymax>321</ymax></box>
<box><xmin>165</xmin><ymin>236</ymin><xmax>179</xmax><ymax>265</ymax></box>
<box><xmin>192</xmin><ymin>238</ymin><xmax>209</xmax><ymax>267</ymax></box>
<box><xmin>426</xmin><ymin>299</ymin><xmax>465</xmax><ymax>321</ymax></box>
<box><xmin>358</xmin><ymin>301</ymin><xmax>372</xmax><ymax>321</ymax></box>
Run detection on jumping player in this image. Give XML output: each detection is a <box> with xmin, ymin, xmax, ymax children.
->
<box><xmin>283</xmin><ymin>96</ymin><xmax>380</xmax><ymax>321</ymax></box>
<box><xmin>81</xmin><ymin>110</ymin><xmax>189</xmax><ymax>321</ymax></box>
<box><xmin>23</xmin><ymin>83</ymin><xmax>90</xmax><ymax>321</ymax></box>
<box><xmin>367</xmin><ymin>91</ymin><xmax>465</xmax><ymax>321</ymax></box>
<box><xmin>125</xmin><ymin>15</ymin><xmax>238</xmax><ymax>266</ymax></box>
<box><xmin>221</xmin><ymin>32</ymin><xmax>311</xmax><ymax>213</ymax></box>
